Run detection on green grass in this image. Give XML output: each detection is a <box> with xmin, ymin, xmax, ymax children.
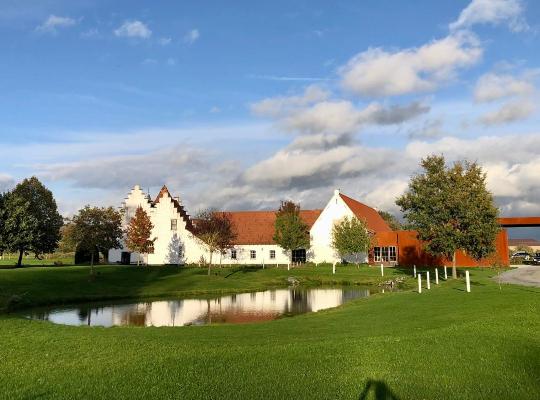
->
<box><xmin>0</xmin><ymin>265</ymin><xmax>538</xmax><ymax>399</ymax></box>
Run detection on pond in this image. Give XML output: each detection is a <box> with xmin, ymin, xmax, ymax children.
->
<box><xmin>25</xmin><ymin>287</ymin><xmax>371</xmax><ymax>327</ymax></box>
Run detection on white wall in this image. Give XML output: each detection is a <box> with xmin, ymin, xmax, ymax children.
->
<box><xmin>309</xmin><ymin>189</ymin><xmax>368</xmax><ymax>264</ymax></box>
<box><xmin>110</xmin><ymin>186</ymin><xmax>368</xmax><ymax>266</ymax></box>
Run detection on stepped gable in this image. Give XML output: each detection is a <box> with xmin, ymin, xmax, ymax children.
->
<box><xmin>339</xmin><ymin>193</ymin><xmax>392</xmax><ymax>232</ymax></box>
<box><xmin>153</xmin><ymin>185</ymin><xmax>194</xmax><ymax>232</ymax></box>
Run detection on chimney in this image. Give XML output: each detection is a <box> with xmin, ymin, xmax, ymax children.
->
<box><xmin>334</xmin><ymin>188</ymin><xmax>340</xmax><ymax>197</ymax></box>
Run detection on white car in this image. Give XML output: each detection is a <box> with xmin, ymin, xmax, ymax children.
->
<box><xmin>511</xmin><ymin>251</ymin><xmax>531</xmax><ymax>261</ymax></box>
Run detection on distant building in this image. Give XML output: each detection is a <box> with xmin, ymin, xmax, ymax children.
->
<box><xmin>108</xmin><ymin>186</ymin><xmax>391</xmax><ymax>265</ymax></box>
<box><xmin>109</xmin><ymin>184</ymin><xmax>512</xmax><ymax>267</ymax></box>
<box><xmin>508</xmin><ymin>238</ymin><xmax>540</xmax><ymax>252</ymax></box>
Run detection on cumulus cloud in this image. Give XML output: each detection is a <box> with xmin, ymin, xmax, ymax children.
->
<box><xmin>474</xmin><ymin>72</ymin><xmax>535</xmax><ymax>102</ymax></box>
<box><xmin>450</xmin><ymin>0</ymin><xmax>529</xmax><ymax>32</ymax></box>
<box><xmin>41</xmin><ymin>145</ymin><xmax>207</xmax><ymax>190</ymax></box>
<box><xmin>339</xmin><ymin>32</ymin><xmax>482</xmax><ymax>97</ymax></box>
<box><xmin>479</xmin><ymin>98</ymin><xmax>535</xmax><ymax>125</ymax></box>
<box><xmin>250</xmin><ymin>85</ymin><xmax>329</xmax><ymax>117</ymax></box>
<box><xmin>184</xmin><ymin>29</ymin><xmax>200</xmax><ymax>44</ymax></box>
<box><xmin>114</xmin><ymin>20</ymin><xmax>152</xmax><ymax>39</ymax></box>
<box><xmin>36</xmin><ymin>15</ymin><xmax>77</xmax><ymax>33</ymax></box>
<box><xmin>0</xmin><ymin>173</ymin><xmax>15</xmax><ymax>192</ymax></box>
<box><xmin>408</xmin><ymin>118</ymin><xmax>446</xmax><ymax>139</ymax></box>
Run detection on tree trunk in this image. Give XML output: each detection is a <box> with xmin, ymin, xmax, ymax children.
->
<box><xmin>90</xmin><ymin>251</ymin><xmax>95</xmax><ymax>276</ymax></box>
<box><xmin>452</xmin><ymin>251</ymin><xmax>457</xmax><ymax>279</ymax></box>
<box><xmin>17</xmin><ymin>249</ymin><xmax>24</xmax><ymax>267</ymax></box>
<box><xmin>208</xmin><ymin>251</ymin><xmax>213</xmax><ymax>276</ymax></box>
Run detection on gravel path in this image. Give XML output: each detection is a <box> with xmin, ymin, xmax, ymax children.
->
<box><xmin>498</xmin><ymin>265</ymin><xmax>540</xmax><ymax>287</ymax></box>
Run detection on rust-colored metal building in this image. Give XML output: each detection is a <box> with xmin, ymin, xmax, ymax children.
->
<box><xmin>372</xmin><ymin>217</ymin><xmax>540</xmax><ymax>267</ymax></box>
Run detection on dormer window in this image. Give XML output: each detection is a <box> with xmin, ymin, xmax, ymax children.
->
<box><xmin>171</xmin><ymin>219</ymin><xmax>177</xmax><ymax>230</ymax></box>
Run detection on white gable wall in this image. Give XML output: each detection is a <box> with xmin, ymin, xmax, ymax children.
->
<box><xmin>309</xmin><ymin>189</ymin><xmax>368</xmax><ymax>264</ymax></box>
<box><xmin>110</xmin><ymin>186</ymin><xmax>370</xmax><ymax>266</ymax></box>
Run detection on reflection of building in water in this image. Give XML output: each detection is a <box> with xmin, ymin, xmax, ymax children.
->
<box><xmin>34</xmin><ymin>288</ymin><xmax>370</xmax><ymax>327</ymax></box>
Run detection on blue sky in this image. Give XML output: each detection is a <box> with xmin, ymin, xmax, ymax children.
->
<box><xmin>1</xmin><ymin>0</ymin><xmax>540</xmax><ymax>237</ymax></box>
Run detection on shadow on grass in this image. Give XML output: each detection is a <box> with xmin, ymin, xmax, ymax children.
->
<box><xmin>224</xmin><ymin>266</ymin><xmax>261</xmax><ymax>278</ymax></box>
<box><xmin>358</xmin><ymin>379</ymin><xmax>400</xmax><ymax>400</ymax></box>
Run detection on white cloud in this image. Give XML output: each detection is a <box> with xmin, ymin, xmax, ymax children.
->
<box><xmin>408</xmin><ymin>118</ymin><xmax>446</xmax><ymax>139</ymax></box>
<box><xmin>339</xmin><ymin>32</ymin><xmax>482</xmax><ymax>97</ymax></box>
<box><xmin>114</xmin><ymin>20</ymin><xmax>152</xmax><ymax>39</ymax></box>
<box><xmin>158</xmin><ymin>37</ymin><xmax>172</xmax><ymax>46</ymax></box>
<box><xmin>0</xmin><ymin>173</ymin><xmax>15</xmax><ymax>192</ymax></box>
<box><xmin>474</xmin><ymin>72</ymin><xmax>535</xmax><ymax>102</ymax></box>
<box><xmin>184</xmin><ymin>29</ymin><xmax>200</xmax><ymax>44</ymax></box>
<box><xmin>479</xmin><ymin>98</ymin><xmax>535</xmax><ymax>125</ymax></box>
<box><xmin>250</xmin><ymin>85</ymin><xmax>330</xmax><ymax>117</ymax></box>
<box><xmin>36</xmin><ymin>15</ymin><xmax>77</xmax><ymax>33</ymax></box>
<box><xmin>450</xmin><ymin>0</ymin><xmax>529</xmax><ymax>32</ymax></box>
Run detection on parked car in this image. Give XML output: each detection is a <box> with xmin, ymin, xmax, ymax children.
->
<box><xmin>532</xmin><ymin>253</ymin><xmax>540</xmax><ymax>265</ymax></box>
<box><xmin>511</xmin><ymin>251</ymin><xmax>531</xmax><ymax>261</ymax></box>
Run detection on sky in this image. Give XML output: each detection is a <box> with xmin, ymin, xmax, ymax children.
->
<box><xmin>1</xmin><ymin>0</ymin><xmax>540</xmax><ymax>237</ymax></box>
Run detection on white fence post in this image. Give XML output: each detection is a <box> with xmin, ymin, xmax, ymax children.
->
<box><xmin>435</xmin><ymin>268</ymin><xmax>439</xmax><ymax>285</ymax></box>
<box><xmin>418</xmin><ymin>274</ymin><xmax>422</xmax><ymax>293</ymax></box>
<box><xmin>332</xmin><ymin>262</ymin><xmax>336</xmax><ymax>275</ymax></box>
<box><xmin>380</xmin><ymin>263</ymin><xmax>384</xmax><ymax>277</ymax></box>
<box><xmin>413</xmin><ymin>264</ymin><xmax>417</xmax><ymax>278</ymax></box>
<box><xmin>444</xmin><ymin>266</ymin><xmax>448</xmax><ymax>280</ymax></box>
<box><xmin>287</xmin><ymin>263</ymin><xmax>290</xmax><ymax>271</ymax></box>
<box><xmin>427</xmin><ymin>271</ymin><xmax>431</xmax><ymax>289</ymax></box>
<box><xmin>466</xmin><ymin>271</ymin><xmax>471</xmax><ymax>293</ymax></box>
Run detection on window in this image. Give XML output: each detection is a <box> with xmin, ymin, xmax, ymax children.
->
<box><xmin>231</xmin><ymin>249</ymin><xmax>237</xmax><ymax>259</ymax></box>
<box><xmin>269</xmin><ymin>250</ymin><xmax>276</xmax><ymax>259</ymax></box>
<box><xmin>170</xmin><ymin>219</ymin><xmax>177</xmax><ymax>230</ymax></box>
<box><xmin>292</xmin><ymin>249</ymin><xmax>306</xmax><ymax>263</ymax></box>
<box><xmin>250</xmin><ymin>250</ymin><xmax>256</xmax><ymax>259</ymax></box>
<box><xmin>373</xmin><ymin>246</ymin><xmax>397</xmax><ymax>262</ymax></box>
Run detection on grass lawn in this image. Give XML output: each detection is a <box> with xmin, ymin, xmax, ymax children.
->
<box><xmin>0</xmin><ymin>265</ymin><xmax>538</xmax><ymax>399</ymax></box>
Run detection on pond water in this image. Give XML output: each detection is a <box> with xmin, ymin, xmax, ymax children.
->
<box><xmin>25</xmin><ymin>287</ymin><xmax>371</xmax><ymax>327</ymax></box>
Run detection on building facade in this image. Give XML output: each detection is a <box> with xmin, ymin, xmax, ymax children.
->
<box><xmin>109</xmin><ymin>184</ymin><xmax>511</xmax><ymax>267</ymax></box>
<box><xmin>108</xmin><ymin>185</ymin><xmax>391</xmax><ymax>266</ymax></box>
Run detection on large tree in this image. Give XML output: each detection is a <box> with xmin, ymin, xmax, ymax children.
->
<box><xmin>273</xmin><ymin>201</ymin><xmax>310</xmax><ymax>265</ymax></box>
<box><xmin>378</xmin><ymin>210</ymin><xmax>402</xmax><ymax>231</ymax></box>
<box><xmin>396</xmin><ymin>155</ymin><xmax>500</xmax><ymax>278</ymax></box>
<box><xmin>66</xmin><ymin>206</ymin><xmax>123</xmax><ymax>274</ymax></box>
<box><xmin>125</xmin><ymin>206</ymin><xmax>155</xmax><ymax>266</ymax></box>
<box><xmin>194</xmin><ymin>210</ymin><xmax>236</xmax><ymax>275</ymax></box>
<box><xmin>2</xmin><ymin>177</ymin><xmax>63</xmax><ymax>267</ymax></box>
<box><xmin>331</xmin><ymin>216</ymin><xmax>373</xmax><ymax>267</ymax></box>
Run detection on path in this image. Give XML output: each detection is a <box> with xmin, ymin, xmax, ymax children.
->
<box><xmin>498</xmin><ymin>265</ymin><xmax>540</xmax><ymax>287</ymax></box>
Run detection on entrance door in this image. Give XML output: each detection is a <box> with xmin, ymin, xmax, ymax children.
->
<box><xmin>121</xmin><ymin>252</ymin><xmax>131</xmax><ymax>265</ymax></box>
<box><xmin>292</xmin><ymin>249</ymin><xmax>306</xmax><ymax>263</ymax></box>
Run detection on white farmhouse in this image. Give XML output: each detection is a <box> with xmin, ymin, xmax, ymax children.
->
<box><xmin>108</xmin><ymin>185</ymin><xmax>392</xmax><ymax>266</ymax></box>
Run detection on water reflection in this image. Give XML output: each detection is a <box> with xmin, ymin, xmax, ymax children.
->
<box><xmin>26</xmin><ymin>287</ymin><xmax>370</xmax><ymax>327</ymax></box>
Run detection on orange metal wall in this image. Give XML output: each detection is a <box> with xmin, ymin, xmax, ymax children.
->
<box><xmin>373</xmin><ymin>229</ymin><xmax>509</xmax><ymax>267</ymax></box>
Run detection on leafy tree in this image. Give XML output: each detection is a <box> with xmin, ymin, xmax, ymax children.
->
<box><xmin>2</xmin><ymin>177</ymin><xmax>63</xmax><ymax>267</ymax></box>
<box><xmin>66</xmin><ymin>206</ymin><xmax>123</xmax><ymax>274</ymax></box>
<box><xmin>331</xmin><ymin>216</ymin><xmax>373</xmax><ymax>267</ymax></box>
<box><xmin>396</xmin><ymin>155</ymin><xmax>500</xmax><ymax>279</ymax></box>
<box><xmin>125</xmin><ymin>206</ymin><xmax>155</xmax><ymax>266</ymax></box>
<box><xmin>513</xmin><ymin>245</ymin><xmax>534</xmax><ymax>255</ymax></box>
<box><xmin>273</xmin><ymin>201</ymin><xmax>310</xmax><ymax>265</ymax></box>
<box><xmin>378</xmin><ymin>210</ymin><xmax>402</xmax><ymax>231</ymax></box>
<box><xmin>0</xmin><ymin>192</ymin><xmax>8</xmax><ymax>256</ymax></box>
<box><xmin>194</xmin><ymin>210</ymin><xmax>236</xmax><ymax>275</ymax></box>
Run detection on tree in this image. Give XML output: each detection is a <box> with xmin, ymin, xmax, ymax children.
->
<box><xmin>378</xmin><ymin>210</ymin><xmax>402</xmax><ymax>231</ymax></box>
<box><xmin>273</xmin><ymin>201</ymin><xmax>310</xmax><ymax>265</ymax></box>
<box><xmin>194</xmin><ymin>210</ymin><xmax>236</xmax><ymax>275</ymax></box>
<box><xmin>0</xmin><ymin>192</ymin><xmax>9</xmax><ymax>256</ymax></box>
<box><xmin>125</xmin><ymin>206</ymin><xmax>155</xmax><ymax>266</ymax></box>
<box><xmin>2</xmin><ymin>177</ymin><xmax>63</xmax><ymax>267</ymax></box>
<box><xmin>66</xmin><ymin>206</ymin><xmax>123</xmax><ymax>275</ymax></box>
<box><xmin>396</xmin><ymin>155</ymin><xmax>500</xmax><ymax>279</ymax></box>
<box><xmin>331</xmin><ymin>216</ymin><xmax>373</xmax><ymax>267</ymax></box>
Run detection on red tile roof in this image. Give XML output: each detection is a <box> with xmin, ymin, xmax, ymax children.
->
<box><xmin>225</xmin><ymin>210</ymin><xmax>322</xmax><ymax>245</ymax></box>
<box><xmin>508</xmin><ymin>238</ymin><xmax>540</xmax><ymax>246</ymax></box>
<box><xmin>339</xmin><ymin>193</ymin><xmax>392</xmax><ymax>232</ymax></box>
